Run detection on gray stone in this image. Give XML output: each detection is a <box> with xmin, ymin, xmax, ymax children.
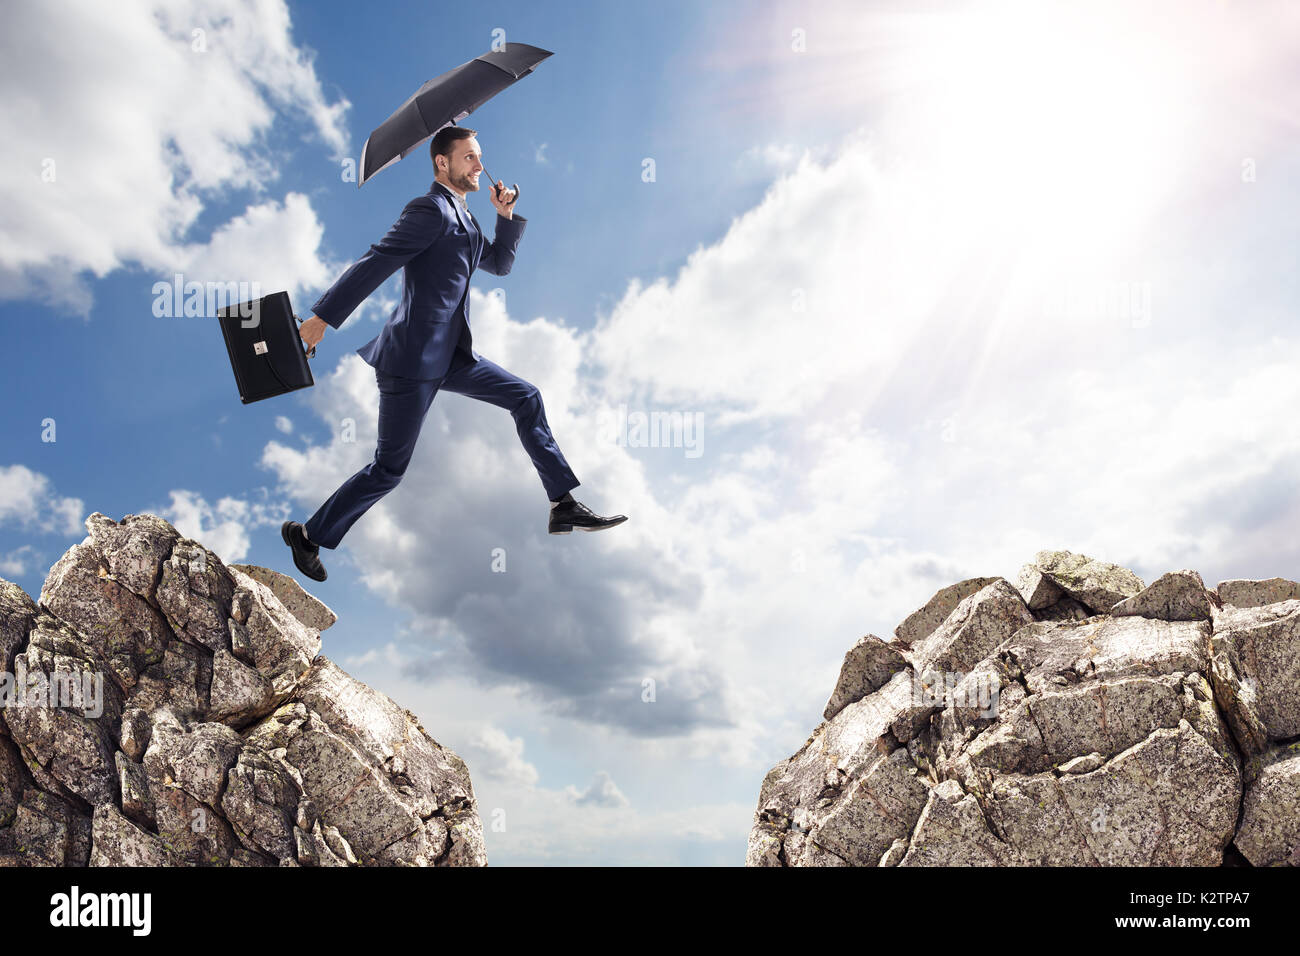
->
<box><xmin>89</xmin><ymin>803</ymin><xmax>171</xmax><ymax>866</ymax></box>
<box><xmin>0</xmin><ymin>580</ymin><xmax>37</xmax><ymax>677</ymax></box>
<box><xmin>0</xmin><ymin>788</ymin><xmax>91</xmax><ymax>865</ymax></box>
<box><xmin>1021</xmin><ymin>550</ymin><xmax>1145</xmax><ymax>615</ymax></box>
<box><xmin>895</xmin><ymin>577</ymin><xmax>1002</xmax><ymax>647</ymax></box>
<box><xmin>1016</xmin><ymin>567</ymin><xmax>1065</xmax><ymax>611</ymax></box>
<box><xmin>1111</xmin><ymin>570</ymin><xmax>1211</xmax><ymax>621</ymax></box>
<box><xmin>899</xmin><ymin>779</ymin><xmax>1014</xmax><ymax>866</ymax></box>
<box><xmin>751</xmin><ymin>556</ymin><xmax>1269</xmax><ymax>868</ymax></box>
<box><xmin>1234</xmin><ymin>745</ymin><xmax>1300</xmax><ymax>866</ymax></box>
<box><xmin>1216</xmin><ymin>577</ymin><xmax>1300</xmax><ymax>608</ymax></box>
<box><xmin>1211</xmin><ymin>600</ymin><xmax>1300</xmax><ymax>752</ymax></box>
<box><xmin>822</xmin><ymin>634</ymin><xmax>909</xmax><ymax>720</ymax></box>
<box><xmin>0</xmin><ymin>512</ymin><xmax>484</xmax><ymax>868</ymax></box>
<box><xmin>230</xmin><ymin>564</ymin><xmax>336</xmax><ymax>632</ymax></box>
<box><xmin>1056</xmin><ymin>723</ymin><xmax>1238</xmax><ymax>866</ymax></box>
<box><xmin>1031</xmin><ymin>597</ymin><xmax>1094</xmax><ymax>623</ymax></box>
<box><xmin>906</xmin><ymin>579</ymin><xmax>1034</xmax><ymax>676</ymax></box>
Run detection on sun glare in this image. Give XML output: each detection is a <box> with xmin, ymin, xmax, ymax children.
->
<box><xmin>891</xmin><ymin>1</ymin><xmax>1194</xmax><ymax>262</ymax></box>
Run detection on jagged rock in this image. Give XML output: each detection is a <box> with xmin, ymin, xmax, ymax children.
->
<box><xmin>37</xmin><ymin>540</ymin><xmax>171</xmax><ymax>691</ymax></box>
<box><xmin>0</xmin><ymin>736</ymin><xmax>31</xmax><ymax>827</ymax></box>
<box><xmin>751</xmin><ymin>551</ymin><xmax>1283</xmax><ymax>867</ymax></box>
<box><xmin>1031</xmin><ymin>596</ymin><xmax>1093</xmax><ymax>622</ymax></box>
<box><xmin>1210</xmin><ymin>600</ymin><xmax>1300</xmax><ymax>756</ymax></box>
<box><xmin>1059</xmin><ymin>752</ymin><xmax>1105</xmax><ymax>774</ymax></box>
<box><xmin>0</xmin><ymin>788</ymin><xmax>91</xmax><ymax>865</ymax></box>
<box><xmin>747</xmin><ymin>670</ymin><xmax>921</xmax><ymax>866</ymax></box>
<box><xmin>119</xmin><ymin>708</ymin><xmax>151</xmax><ymax>762</ymax></box>
<box><xmin>0</xmin><ymin>581</ymin><xmax>37</xmax><ymax>676</ymax></box>
<box><xmin>114</xmin><ymin>751</ymin><xmax>153</xmax><ymax>828</ymax></box>
<box><xmin>1216</xmin><ymin>578</ymin><xmax>1300</xmax><ymax>608</ymax></box>
<box><xmin>1052</xmin><ymin>723</ymin><xmax>1239</xmax><ymax>865</ymax></box>
<box><xmin>806</xmin><ymin>748</ymin><xmax>930</xmax><ymax>865</ymax></box>
<box><xmin>1017</xmin><ymin>550</ymin><xmax>1145</xmax><ymax>615</ymax></box>
<box><xmin>1111</xmin><ymin>570</ymin><xmax>1212</xmax><ymax>621</ymax></box>
<box><xmin>0</xmin><ymin>511</ymin><xmax>485</xmax><ymax>867</ymax></box>
<box><xmin>3</xmin><ymin>612</ymin><xmax>123</xmax><ymax>807</ymax></box>
<box><xmin>822</xmin><ymin>635</ymin><xmax>909</xmax><ymax>721</ymax></box>
<box><xmin>255</xmin><ymin>657</ymin><xmax>486</xmax><ymax>866</ymax></box>
<box><xmin>84</xmin><ymin>513</ymin><xmax>179</xmax><ymax>603</ymax></box>
<box><xmin>900</xmin><ymin>778</ymin><xmax>1014</xmax><ymax>866</ymax></box>
<box><xmin>224</xmin><ymin>567</ymin><xmax>318</xmax><ymax>714</ymax></box>
<box><xmin>88</xmin><ymin>803</ymin><xmax>170</xmax><ymax>866</ymax></box>
<box><xmin>1234</xmin><ymin>744</ymin><xmax>1300</xmax><ymax>866</ymax></box>
<box><xmin>221</xmin><ymin>746</ymin><xmax>300</xmax><ymax>864</ymax></box>
<box><xmin>894</xmin><ymin>577</ymin><xmax>1001</xmax><ymax>647</ymax></box>
<box><xmin>155</xmin><ymin>536</ymin><xmax>235</xmax><ymax>653</ymax></box>
<box><xmin>906</xmin><ymin>579</ymin><xmax>1033</xmax><ymax>676</ymax></box>
<box><xmin>229</xmin><ymin>565</ymin><xmax>336</xmax><ymax>632</ymax></box>
<box><xmin>879</xmin><ymin>837</ymin><xmax>908</xmax><ymax>866</ymax></box>
<box><xmin>1016</xmin><ymin>567</ymin><xmax>1065</xmax><ymax>611</ymax></box>
<box><xmin>1000</xmin><ymin>615</ymin><xmax>1212</xmax><ymax>696</ymax></box>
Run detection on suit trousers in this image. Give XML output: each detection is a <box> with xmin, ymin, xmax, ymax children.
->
<box><xmin>304</xmin><ymin>348</ymin><xmax>580</xmax><ymax>549</ymax></box>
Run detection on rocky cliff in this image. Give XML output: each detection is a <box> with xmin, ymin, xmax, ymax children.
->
<box><xmin>0</xmin><ymin>512</ymin><xmax>486</xmax><ymax>866</ymax></box>
<box><xmin>748</xmin><ymin>551</ymin><xmax>1300</xmax><ymax>866</ymax></box>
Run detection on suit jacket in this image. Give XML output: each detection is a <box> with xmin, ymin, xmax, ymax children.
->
<box><xmin>311</xmin><ymin>180</ymin><xmax>527</xmax><ymax>380</ymax></box>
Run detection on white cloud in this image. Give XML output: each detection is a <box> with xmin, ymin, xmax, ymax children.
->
<box><xmin>357</xmin><ymin>669</ymin><xmax>747</xmax><ymax>863</ymax></box>
<box><xmin>469</xmin><ymin>726</ymin><xmax>540</xmax><ymax>789</ymax></box>
<box><xmin>275</xmin><ymin>415</ymin><xmax>294</xmax><ymax>435</ymax></box>
<box><xmin>0</xmin><ymin>545</ymin><xmax>38</xmax><ymax>578</ymax></box>
<box><xmin>565</xmin><ymin>770</ymin><xmax>629</xmax><ymax>809</ymax></box>
<box><xmin>168</xmin><ymin>192</ymin><xmax>337</xmax><ymax>312</ymax></box>
<box><xmin>152</xmin><ymin>489</ymin><xmax>289</xmax><ymax>563</ymax></box>
<box><xmin>341</xmin><ymin>641</ymin><xmax>408</xmax><ymax>671</ymax></box>
<box><xmin>0</xmin><ymin>0</ymin><xmax>349</xmax><ymax>314</ymax></box>
<box><xmin>733</xmin><ymin>142</ymin><xmax>818</xmax><ymax>175</ymax></box>
<box><xmin>0</xmin><ymin>465</ymin><xmax>85</xmax><ymax>536</ymax></box>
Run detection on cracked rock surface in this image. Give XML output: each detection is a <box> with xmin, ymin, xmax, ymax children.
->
<box><xmin>748</xmin><ymin>553</ymin><xmax>1300</xmax><ymax>866</ymax></box>
<box><xmin>0</xmin><ymin>512</ymin><xmax>485</xmax><ymax>867</ymax></box>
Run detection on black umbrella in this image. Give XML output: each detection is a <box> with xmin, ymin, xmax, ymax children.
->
<box><xmin>358</xmin><ymin>42</ymin><xmax>553</xmax><ymax>203</ymax></box>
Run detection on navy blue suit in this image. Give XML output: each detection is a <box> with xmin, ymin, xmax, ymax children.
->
<box><xmin>304</xmin><ymin>180</ymin><xmax>580</xmax><ymax>550</ymax></box>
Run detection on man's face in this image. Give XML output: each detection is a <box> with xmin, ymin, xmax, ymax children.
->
<box><xmin>442</xmin><ymin>137</ymin><xmax>483</xmax><ymax>193</ymax></box>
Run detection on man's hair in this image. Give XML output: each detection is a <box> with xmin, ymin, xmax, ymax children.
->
<box><xmin>430</xmin><ymin>125</ymin><xmax>477</xmax><ymax>172</ymax></box>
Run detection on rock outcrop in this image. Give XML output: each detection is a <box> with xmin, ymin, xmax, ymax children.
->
<box><xmin>0</xmin><ymin>512</ymin><xmax>486</xmax><ymax>867</ymax></box>
<box><xmin>748</xmin><ymin>549</ymin><xmax>1300</xmax><ymax>867</ymax></box>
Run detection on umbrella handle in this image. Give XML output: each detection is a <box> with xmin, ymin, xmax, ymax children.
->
<box><xmin>491</xmin><ymin>178</ymin><xmax>520</xmax><ymax>208</ymax></box>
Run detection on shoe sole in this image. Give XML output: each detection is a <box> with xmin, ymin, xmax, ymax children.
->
<box><xmin>549</xmin><ymin>516</ymin><xmax>627</xmax><ymax>535</ymax></box>
<box><xmin>282</xmin><ymin>522</ymin><xmax>327</xmax><ymax>582</ymax></box>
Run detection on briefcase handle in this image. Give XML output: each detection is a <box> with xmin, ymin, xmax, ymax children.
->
<box><xmin>293</xmin><ymin>313</ymin><xmax>316</xmax><ymax>359</ymax></box>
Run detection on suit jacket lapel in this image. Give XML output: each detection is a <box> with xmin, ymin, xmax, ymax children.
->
<box><xmin>467</xmin><ymin>209</ymin><xmax>483</xmax><ymax>266</ymax></box>
<box><xmin>433</xmin><ymin>181</ymin><xmax>479</xmax><ymax>266</ymax></box>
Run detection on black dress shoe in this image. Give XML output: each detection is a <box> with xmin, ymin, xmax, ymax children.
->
<box><xmin>548</xmin><ymin>499</ymin><xmax>628</xmax><ymax>534</ymax></box>
<box><xmin>282</xmin><ymin>521</ymin><xmax>327</xmax><ymax>582</ymax></box>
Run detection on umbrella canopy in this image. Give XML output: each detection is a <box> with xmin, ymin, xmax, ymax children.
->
<box><xmin>359</xmin><ymin>42</ymin><xmax>553</xmax><ymax>190</ymax></box>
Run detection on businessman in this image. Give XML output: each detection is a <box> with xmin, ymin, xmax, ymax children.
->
<box><xmin>282</xmin><ymin>125</ymin><xmax>626</xmax><ymax>582</ymax></box>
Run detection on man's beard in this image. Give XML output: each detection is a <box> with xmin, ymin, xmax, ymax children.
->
<box><xmin>453</xmin><ymin>170</ymin><xmax>479</xmax><ymax>192</ymax></box>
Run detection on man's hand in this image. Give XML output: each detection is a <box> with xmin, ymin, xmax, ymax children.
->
<box><xmin>299</xmin><ymin>315</ymin><xmax>327</xmax><ymax>351</ymax></box>
<box><xmin>488</xmin><ymin>179</ymin><xmax>518</xmax><ymax>219</ymax></box>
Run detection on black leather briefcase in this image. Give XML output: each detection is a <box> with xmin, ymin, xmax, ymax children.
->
<box><xmin>215</xmin><ymin>290</ymin><xmax>315</xmax><ymax>404</ymax></box>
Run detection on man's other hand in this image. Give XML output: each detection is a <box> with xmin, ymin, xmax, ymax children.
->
<box><xmin>299</xmin><ymin>315</ymin><xmax>327</xmax><ymax>351</ymax></box>
<box><xmin>488</xmin><ymin>180</ymin><xmax>517</xmax><ymax>218</ymax></box>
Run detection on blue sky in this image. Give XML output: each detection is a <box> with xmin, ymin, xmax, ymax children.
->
<box><xmin>3</xmin><ymin>0</ymin><xmax>1300</xmax><ymax>865</ymax></box>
